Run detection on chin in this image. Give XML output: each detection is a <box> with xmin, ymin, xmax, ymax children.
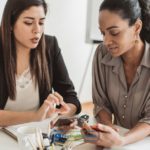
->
<box><xmin>110</xmin><ymin>52</ymin><xmax>120</xmax><ymax>57</ymax></box>
<box><xmin>30</xmin><ymin>44</ymin><xmax>39</xmax><ymax>49</ymax></box>
<box><xmin>112</xmin><ymin>54</ymin><xmax>120</xmax><ymax>57</ymax></box>
<box><xmin>110</xmin><ymin>49</ymin><xmax>122</xmax><ymax>57</ymax></box>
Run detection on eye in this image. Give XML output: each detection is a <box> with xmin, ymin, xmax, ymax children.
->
<box><xmin>110</xmin><ymin>31</ymin><xmax>119</xmax><ymax>36</ymax></box>
<box><xmin>24</xmin><ymin>22</ymin><xmax>32</xmax><ymax>25</ymax></box>
<box><xmin>39</xmin><ymin>22</ymin><xmax>44</xmax><ymax>26</ymax></box>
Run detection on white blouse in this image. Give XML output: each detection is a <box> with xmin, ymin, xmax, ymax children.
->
<box><xmin>5</xmin><ymin>68</ymin><xmax>39</xmax><ymax>111</ymax></box>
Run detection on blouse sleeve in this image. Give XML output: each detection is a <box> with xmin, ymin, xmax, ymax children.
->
<box><xmin>92</xmin><ymin>44</ymin><xmax>113</xmax><ymax>118</ymax></box>
<box><xmin>51</xmin><ymin>36</ymin><xmax>81</xmax><ymax>114</ymax></box>
<box><xmin>139</xmin><ymin>92</ymin><xmax>150</xmax><ymax>125</ymax></box>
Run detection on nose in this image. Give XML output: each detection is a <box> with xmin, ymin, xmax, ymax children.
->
<box><xmin>33</xmin><ymin>23</ymin><xmax>40</xmax><ymax>34</ymax></box>
<box><xmin>103</xmin><ymin>34</ymin><xmax>113</xmax><ymax>46</ymax></box>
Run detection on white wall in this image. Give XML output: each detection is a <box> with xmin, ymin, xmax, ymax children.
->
<box><xmin>0</xmin><ymin>0</ymin><xmax>7</xmax><ymax>22</ymax></box>
<box><xmin>45</xmin><ymin>0</ymin><xmax>97</xmax><ymax>103</ymax></box>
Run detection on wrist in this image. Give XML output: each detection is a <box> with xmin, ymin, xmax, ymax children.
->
<box><xmin>119</xmin><ymin>136</ymin><xmax>126</xmax><ymax>146</ymax></box>
<box><xmin>66</xmin><ymin>103</ymin><xmax>76</xmax><ymax>116</ymax></box>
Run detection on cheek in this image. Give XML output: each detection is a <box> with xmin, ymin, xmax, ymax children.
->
<box><xmin>118</xmin><ymin>31</ymin><xmax>135</xmax><ymax>48</ymax></box>
<box><xmin>13</xmin><ymin>25</ymin><xmax>30</xmax><ymax>40</ymax></box>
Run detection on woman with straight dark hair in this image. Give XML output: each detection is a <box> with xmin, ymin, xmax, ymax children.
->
<box><xmin>82</xmin><ymin>0</ymin><xmax>150</xmax><ymax>147</ymax></box>
<box><xmin>0</xmin><ymin>0</ymin><xmax>81</xmax><ymax>127</ymax></box>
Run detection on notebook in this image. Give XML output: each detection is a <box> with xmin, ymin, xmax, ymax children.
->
<box><xmin>0</xmin><ymin>117</ymin><xmax>53</xmax><ymax>141</ymax></box>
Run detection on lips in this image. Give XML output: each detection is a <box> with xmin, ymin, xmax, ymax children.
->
<box><xmin>30</xmin><ymin>37</ymin><xmax>39</xmax><ymax>44</ymax></box>
<box><xmin>108</xmin><ymin>47</ymin><xmax>118</xmax><ymax>52</ymax></box>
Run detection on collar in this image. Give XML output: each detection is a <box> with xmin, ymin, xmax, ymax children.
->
<box><xmin>140</xmin><ymin>41</ymin><xmax>150</xmax><ymax>68</ymax></box>
<box><xmin>101</xmin><ymin>41</ymin><xmax>150</xmax><ymax>72</ymax></box>
<box><xmin>101</xmin><ymin>49</ymin><xmax>122</xmax><ymax>74</ymax></box>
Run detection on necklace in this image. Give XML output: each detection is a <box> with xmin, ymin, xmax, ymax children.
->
<box><xmin>16</xmin><ymin>67</ymin><xmax>32</xmax><ymax>88</ymax></box>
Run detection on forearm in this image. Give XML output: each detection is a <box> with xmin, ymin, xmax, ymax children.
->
<box><xmin>65</xmin><ymin>103</ymin><xmax>77</xmax><ymax>117</ymax></box>
<box><xmin>0</xmin><ymin>110</ymin><xmax>37</xmax><ymax>127</ymax></box>
<box><xmin>122</xmin><ymin>123</ymin><xmax>150</xmax><ymax>145</ymax></box>
<box><xmin>97</xmin><ymin>109</ymin><xmax>113</xmax><ymax>126</ymax></box>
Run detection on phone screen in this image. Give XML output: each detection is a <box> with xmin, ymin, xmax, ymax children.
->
<box><xmin>53</xmin><ymin>117</ymin><xmax>76</xmax><ymax>127</ymax></box>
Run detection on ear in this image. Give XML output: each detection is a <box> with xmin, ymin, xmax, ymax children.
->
<box><xmin>134</xmin><ymin>18</ymin><xmax>142</xmax><ymax>36</ymax></box>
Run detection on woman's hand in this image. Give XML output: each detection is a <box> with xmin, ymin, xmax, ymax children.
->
<box><xmin>107</xmin><ymin>124</ymin><xmax>120</xmax><ymax>132</ymax></box>
<box><xmin>35</xmin><ymin>92</ymin><xmax>71</xmax><ymax>121</ymax></box>
<box><xmin>45</xmin><ymin>92</ymin><xmax>70</xmax><ymax>116</ymax></box>
<box><xmin>82</xmin><ymin>123</ymin><xmax>124</xmax><ymax>148</ymax></box>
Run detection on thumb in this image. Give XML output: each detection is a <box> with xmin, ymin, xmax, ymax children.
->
<box><xmin>97</xmin><ymin>124</ymin><xmax>113</xmax><ymax>133</ymax></box>
<box><xmin>113</xmin><ymin>126</ymin><xmax>120</xmax><ymax>132</ymax></box>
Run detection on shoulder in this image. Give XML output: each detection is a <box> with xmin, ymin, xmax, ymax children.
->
<box><xmin>44</xmin><ymin>34</ymin><xmax>60</xmax><ymax>57</ymax></box>
<box><xmin>93</xmin><ymin>42</ymin><xmax>109</xmax><ymax>63</ymax></box>
<box><xmin>44</xmin><ymin>34</ymin><xmax>59</xmax><ymax>48</ymax></box>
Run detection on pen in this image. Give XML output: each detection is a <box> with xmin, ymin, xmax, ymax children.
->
<box><xmin>1</xmin><ymin>128</ymin><xmax>18</xmax><ymax>141</ymax></box>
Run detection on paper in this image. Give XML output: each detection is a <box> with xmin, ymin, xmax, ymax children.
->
<box><xmin>1</xmin><ymin>118</ymin><xmax>52</xmax><ymax>141</ymax></box>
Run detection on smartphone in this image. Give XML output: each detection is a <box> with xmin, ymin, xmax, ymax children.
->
<box><xmin>53</xmin><ymin>116</ymin><xmax>77</xmax><ymax>127</ymax></box>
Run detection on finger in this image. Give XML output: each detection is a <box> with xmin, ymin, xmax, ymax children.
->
<box><xmin>113</xmin><ymin>126</ymin><xmax>120</xmax><ymax>132</ymax></box>
<box><xmin>55</xmin><ymin>108</ymin><xmax>68</xmax><ymax>114</ymax></box>
<box><xmin>44</xmin><ymin>99</ymin><xmax>54</xmax><ymax>107</ymax></box>
<box><xmin>91</xmin><ymin>124</ymin><xmax>102</xmax><ymax>131</ymax></box>
<box><xmin>54</xmin><ymin>92</ymin><xmax>63</xmax><ymax>103</ymax></box>
<box><xmin>47</xmin><ymin>94</ymin><xmax>60</xmax><ymax>105</ymax></box>
<box><xmin>55</xmin><ymin>103</ymin><xmax>70</xmax><ymax>114</ymax></box>
<box><xmin>97</xmin><ymin>124</ymin><xmax>113</xmax><ymax>133</ymax></box>
<box><xmin>59</xmin><ymin>102</ymin><xmax>71</xmax><ymax>113</ymax></box>
<box><xmin>81</xmin><ymin>129</ymin><xmax>98</xmax><ymax>143</ymax></box>
<box><xmin>82</xmin><ymin>122</ymin><xmax>92</xmax><ymax>131</ymax></box>
<box><xmin>44</xmin><ymin>100</ymin><xmax>56</xmax><ymax>113</ymax></box>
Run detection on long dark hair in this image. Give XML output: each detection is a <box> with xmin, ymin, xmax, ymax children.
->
<box><xmin>0</xmin><ymin>0</ymin><xmax>50</xmax><ymax>100</ymax></box>
<box><xmin>99</xmin><ymin>0</ymin><xmax>150</xmax><ymax>43</ymax></box>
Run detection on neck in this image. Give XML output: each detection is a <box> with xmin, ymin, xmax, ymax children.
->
<box><xmin>121</xmin><ymin>40</ymin><xmax>144</xmax><ymax>66</ymax></box>
<box><xmin>17</xmin><ymin>46</ymin><xmax>30</xmax><ymax>58</ymax></box>
<box><xmin>16</xmin><ymin>48</ymin><xmax>30</xmax><ymax>75</ymax></box>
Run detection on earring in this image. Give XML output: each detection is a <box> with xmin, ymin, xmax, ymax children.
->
<box><xmin>135</xmin><ymin>39</ymin><xmax>138</xmax><ymax>43</ymax></box>
<box><xmin>135</xmin><ymin>34</ymin><xmax>139</xmax><ymax>43</ymax></box>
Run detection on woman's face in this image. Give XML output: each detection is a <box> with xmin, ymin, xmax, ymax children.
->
<box><xmin>13</xmin><ymin>6</ymin><xmax>46</xmax><ymax>51</ymax></box>
<box><xmin>99</xmin><ymin>10</ymin><xmax>137</xmax><ymax>57</ymax></box>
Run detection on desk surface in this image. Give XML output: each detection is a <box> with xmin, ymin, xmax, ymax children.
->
<box><xmin>0</xmin><ymin>118</ymin><xmax>150</xmax><ymax>150</ymax></box>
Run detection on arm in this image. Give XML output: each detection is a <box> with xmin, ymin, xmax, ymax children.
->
<box><xmin>48</xmin><ymin>36</ymin><xmax>81</xmax><ymax>115</ymax></box>
<box><xmin>92</xmin><ymin>44</ymin><xmax>113</xmax><ymax>124</ymax></box>
<box><xmin>123</xmin><ymin>95</ymin><xmax>150</xmax><ymax>145</ymax></box>
<box><xmin>66</xmin><ymin>103</ymin><xmax>77</xmax><ymax>116</ymax></box>
<box><xmin>82</xmin><ymin>122</ymin><xmax>150</xmax><ymax>147</ymax></box>
<box><xmin>0</xmin><ymin>110</ymin><xmax>37</xmax><ymax>127</ymax></box>
<box><xmin>122</xmin><ymin>122</ymin><xmax>150</xmax><ymax>145</ymax></box>
<box><xmin>84</xmin><ymin>98</ymin><xmax>150</xmax><ymax>147</ymax></box>
<box><xmin>0</xmin><ymin>99</ymin><xmax>56</xmax><ymax>127</ymax></box>
<box><xmin>97</xmin><ymin>109</ymin><xmax>112</xmax><ymax>125</ymax></box>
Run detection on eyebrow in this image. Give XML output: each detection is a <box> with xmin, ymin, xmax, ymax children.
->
<box><xmin>106</xmin><ymin>26</ymin><xmax>119</xmax><ymax>30</ymax></box>
<box><xmin>99</xmin><ymin>25</ymin><xmax>119</xmax><ymax>33</ymax></box>
<box><xmin>23</xmin><ymin>17</ymin><xmax>45</xmax><ymax>20</ymax></box>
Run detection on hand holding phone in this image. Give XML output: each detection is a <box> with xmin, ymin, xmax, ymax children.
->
<box><xmin>52</xmin><ymin>116</ymin><xmax>77</xmax><ymax>127</ymax></box>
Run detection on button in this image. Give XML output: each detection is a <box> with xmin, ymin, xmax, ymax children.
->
<box><xmin>124</xmin><ymin>95</ymin><xmax>128</xmax><ymax>98</ymax></box>
<box><xmin>123</xmin><ymin>104</ymin><xmax>126</xmax><ymax>108</ymax></box>
<box><xmin>122</xmin><ymin>115</ymin><xmax>125</xmax><ymax>119</ymax></box>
